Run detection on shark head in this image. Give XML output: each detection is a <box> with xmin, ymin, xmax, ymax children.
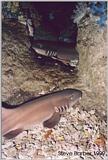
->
<box><xmin>67</xmin><ymin>88</ymin><xmax>82</xmax><ymax>106</ymax></box>
<box><xmin>54</xmin><ymin>89</ymin><xmax>82</xmax><ymax>113</ymax></box>
<box><xmin>63</xmin><ymin>88</ymin><xmax>82</xmax><ymax>103</ymax></box>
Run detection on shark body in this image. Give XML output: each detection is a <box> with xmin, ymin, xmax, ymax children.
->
<box><xmin>2</xmin><ymin>89</ymin><xmax>82</xmax><ymax>139</ymax></box>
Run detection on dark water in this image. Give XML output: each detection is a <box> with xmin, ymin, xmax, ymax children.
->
<box><xmin>21</xmin><ymin>2</ymin><xmax>78</xmax><ymax>46</ymax></box>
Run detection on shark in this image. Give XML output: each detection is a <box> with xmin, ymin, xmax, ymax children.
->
<box><xmin>31</xmin><ymin>39</ymin><xmax>79</xmax><ymax>67</ymax></box>
<box><xmin>26</xmin><ymin>18</ymin><xmax>79</xmax><ymax>67</ymax></box>
<box><xmin>2</xmin><ymin>88</ymin><xmax>82</xmax><ymax>139</ymax></box>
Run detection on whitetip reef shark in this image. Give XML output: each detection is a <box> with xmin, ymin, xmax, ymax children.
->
<box><xmin>2</xmin><ymin>89</ymin><xmax>82</xmax><ymax>139</ymax></box>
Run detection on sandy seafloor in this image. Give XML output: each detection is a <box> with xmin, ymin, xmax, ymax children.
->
<box><xmin>2</xmin><ymin>105</ymin><xmax>107</xmax><ymax>160</ymax></box>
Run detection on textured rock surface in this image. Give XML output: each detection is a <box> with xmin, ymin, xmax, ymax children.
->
<box><xmin>2</xmin><ymin>106</ymin><xmax>107</xmax><ymax>160</ymax></box>
<box><xmin>76</xmin><ymin>18</ymin><xmax>107</xmax><ymax>119</ymax></box>
<box><xmin>2</xmin><ymin>16</ymin><xmax>107</xmax><ymax>160</ymax></box>
<box><xmin>2</xmin><ymin>20</ymin><xmax>77</xmax><ymax>104</ymax></box>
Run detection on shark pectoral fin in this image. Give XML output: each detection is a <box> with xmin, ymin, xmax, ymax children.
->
<box><xmin>4</xmin><ymin>128</ymin><xmax>23</xmax><ymax>139</ymax></box>
<box><xmin>43</xmin><ymin>112</ymin><xmax>61</xmax><ymax>128</ymax></box>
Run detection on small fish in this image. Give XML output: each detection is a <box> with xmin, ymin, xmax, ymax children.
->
<box><xmin>2</xmin><ymin>89</ymin><xmax>82</xmax><ymax>139</ymax></box>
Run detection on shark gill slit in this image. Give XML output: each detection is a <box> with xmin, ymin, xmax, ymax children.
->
<box><xmin>56</xmin><ymin>103</ymin><xmax>69</xmax><ymax>113</ymax></box>
<box><xmin>45</xmin><ymin>49</ymin><xmax>56</xmax><ymax>57</ymax></box>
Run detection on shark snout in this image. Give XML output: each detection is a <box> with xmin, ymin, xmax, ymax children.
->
<box><xmin>67</xmin><ymin>89</ymin><xmax>82</xmax><ymax>106</ymax></box>
<box><xmin>75</xmin><ymin>89</ymin><xmax>82</xmax><ymax>98</ymax></box>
